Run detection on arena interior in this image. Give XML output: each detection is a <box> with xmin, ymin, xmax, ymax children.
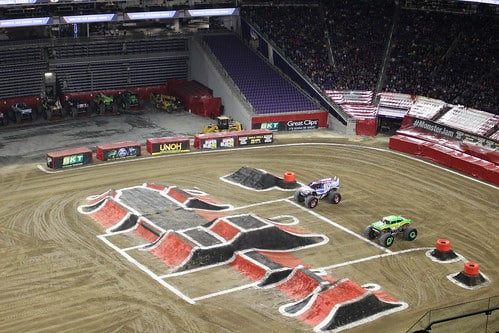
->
<box><xmin>0</xmin><ymin>1</ymin><xmax>497</xmax><ymax>333</ymax></box>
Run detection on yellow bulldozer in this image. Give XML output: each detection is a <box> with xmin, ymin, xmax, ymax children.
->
<box><xmin>201</xmin><ymin>116</ymin><xmax>243</xmax><ymax>134</ymax></box>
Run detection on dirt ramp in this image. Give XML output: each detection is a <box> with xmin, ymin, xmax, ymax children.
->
<box><xmin>224</xmin><ymin>166</ymin><xmax>300</xmax><ymax>190</ymax></box>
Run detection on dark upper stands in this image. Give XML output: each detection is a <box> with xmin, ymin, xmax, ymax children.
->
<box><xmin>203</xmin><ymin>33</ymin><xmax>318</xmax><ymax>114</ymax></box>
<box><xmin>0</xmin><ymin>37</ymin><xmax>189</xmax><ymax>98</ymax></box>
<box><xmin>0</xmin><ymin>46</ymin><xmax>47</xmax><ymax>99</ymax></box>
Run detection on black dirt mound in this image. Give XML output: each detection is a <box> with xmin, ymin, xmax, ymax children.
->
<box><xmin>225</xmin><ymin>166</ymin><xmax>300</xmax><ymax>190</ymax></box>
<box><xmin>185</xmin><ymin>198</ymin><xmax>230</xmax><ymax>210</ymax></box>
<box><xmin>452</xmin><ymin>272</ymin><xmax>487</xmax><ymax>287</ymax></box>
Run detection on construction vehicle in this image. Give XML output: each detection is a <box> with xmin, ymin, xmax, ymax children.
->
<box><xmin>201</xmin><ymin>116</ymin><xmax>243</xmax><ymax>134</ymax></box>
<box><xmin>150</xmin><ymin>92</ymin><xmax>183</xmax><ymax>113</ymax></box>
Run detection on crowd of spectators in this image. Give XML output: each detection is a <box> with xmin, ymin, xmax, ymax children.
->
<box><xmin>384</xmin><ymin>10</ymin><xmax>498</xmax><ymax>114</ymax></box>
<box><xmin>241</xmin><ymin>0</ymin><xmax>498</xmax><ymax>114</ymax></box>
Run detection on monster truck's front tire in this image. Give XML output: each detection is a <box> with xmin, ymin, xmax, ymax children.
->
<box><xmin>305</xmin><ymin>196</ymin><xmax>318</xmax><ymax>209</ymax></box>
<box><xmin>379</xmin><ymin>233</ymin><xmax>394</xmax><ymax>247</ymax></box>
<box><xmin>364</xmin><ymin>226</ymin><xmax>376</xmax><ymax>240</ymax></box>
<box><xmin>403</xmin><ymin>227</ymin><xmax>418</xmax><ymax>241</ymax></box>
<box><xmin>294</xmin><ymin>190</ymin><xmax>305</xmax><ymax>203</ymax></box>
<box><xmin>98</xmin><ymin>103</ymin><xmax>105</xmax><ymax>115</ymax></box>
<box><xmin>327</xmin><ymin>191</ymin><xmax>342</xmax><ymax>204</ymax></box>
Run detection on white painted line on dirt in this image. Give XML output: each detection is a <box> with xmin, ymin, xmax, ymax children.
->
<box><xmin>192</xmin><ymin>281</ymin><xmax>260</xmax><ymax>302</ymax></box>
<box><xmin>97</xmin><ymin>234</ymin><xmax>196</xmax><ymax>304</ymax></box>
<box><xmin>37</xmin><ymin>164</ymin><xmax>57</xmax><ymax>173</ymax></box>
<box><xmin>319</xmin><ymin>247</ymin><xmax>434</xmax><ymax>271</ymax></box>
<box><xmin>121</xmin><ymin>243</ymin><xmax>151</xmax><ymax>251</ymax></box>
<box><xmin>36</xmin><ymin>142</ymin><xmax>499</xmax><ymax>189</ymax></box>
<box><xmin>284</xmin><ymin>198</ymin><xmax>392</xmax><ymax>253</ymax></box>
<box><xmin>230</xmin><ymin>197</ymin><xmax>290</xmax><ymax>210</ymax></box>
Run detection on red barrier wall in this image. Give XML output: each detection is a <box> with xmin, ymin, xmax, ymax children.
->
<box><xmin>166</xmin><ymin>80</ymin><xmax>221</xmax><ymax>118</ymax></box>
<box><xmin>355</xmin><ymin>117</ymin><xmax>377</xmax><ymax>136</ymax></box>
<box><xmin>390</xmin><ymin>135</ymin><xmax>499</xmax><ymax>185</ymax></box>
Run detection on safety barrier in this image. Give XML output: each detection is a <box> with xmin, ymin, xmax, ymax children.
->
<box><xmin>45</xmin><ymin>129</ymin><xmax>273</xmax><ymax>170</ymax></box>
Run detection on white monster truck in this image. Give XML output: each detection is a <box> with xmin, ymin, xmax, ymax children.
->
<box><xmin>294</xmin><ymin>177</ymin><xmax>341</xmax><ymax>209</ymax></box>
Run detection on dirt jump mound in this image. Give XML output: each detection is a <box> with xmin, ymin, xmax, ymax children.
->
<box><xmin>224</xmin><ymin>166</ymin><xmax>300</xmax><ymax>190</ymax></box>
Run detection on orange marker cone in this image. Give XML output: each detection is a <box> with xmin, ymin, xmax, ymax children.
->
<box><xmin>430</xmin><ymin>239</ymin><xmax>458</xmax><ymax>261</ymax></box>
<box><xmin>452</xmin><ymin>261</ymin><xmax>487</xmax><ymax>287</ymax></box>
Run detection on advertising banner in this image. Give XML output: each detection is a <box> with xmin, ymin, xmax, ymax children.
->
<box><xmin>238</xmin><ymin>132</ymin><xmax>273</xmax><ymax>146</ymax></box>
<box><xmin>101</xmin><ymin>145</ymin><xmax>140</xmax><ymax>161</ymax></box>
<box><xmin>411</xmin><ymin>118</ymin><xmax>498</xmax><ymax>151</ymax></box>
<box><xmin>96</xmin><ymin>141</ymin><xmax>141</xmax><ymax>161</ymax></box>
<box><xmin>254</xmin><ymin>119</ymin><xmax>319</xmax><ymax>131</ymax></box>
<box><xmin>200</xmin><ymin>136</ymin><xmax>236</xmax><ymax>150</ymax></box>
<box><xmin>46</xmin><ymin>147</ymin><xmax>93</xmax><ymax>169</ymax></box>
<box><xmin>146</xmin><ymin>137</ymin><xmax>190</xmax><ymax>155</ymax></box>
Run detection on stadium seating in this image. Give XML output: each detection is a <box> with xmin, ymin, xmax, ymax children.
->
<box><xmin>203</xmin><ymin>34</ymin><xmax>318</xmax><ymax>114</ymax></box>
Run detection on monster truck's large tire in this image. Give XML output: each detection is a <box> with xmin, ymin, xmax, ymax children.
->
<box><xmin>98</xmin><ymin>103</ymin><xmax>105</xmax><ymax>115</ymax></box>
<box><xmin>403</xmin><ymin>227</ymin><xmax>418</xmax><ymax>241</ymax></box>
<box><xmin>379</xmin><ymin>233</ymin><xmax>394</xmax><ymax>247</ymax></box>
<box><xmin>364</xmin><ymin>226</ymin><xmax>376</xmax><ymax>240</ymax></box>
<box><xmin>305</xmin><ymin>196</ymin><xmax>319</xmax><ymax>209</ymax></box>
<box><xmin>0</xmin><ymin>113</ymin><xmax>9</xmax><ymax>126</ymax></box>
<box><xmin>327</xmin><ymin>191</ymin><xmax>342</xmax><ymax>204</ymax></box>
<box><xmin>294</xmin><ymin>190</ymin><xmax>305</xmax><ymax>203</ymax></box>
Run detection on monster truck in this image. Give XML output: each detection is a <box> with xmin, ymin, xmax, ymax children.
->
<box><xmin>9</xmin><ymin>102</ymin><xmax>36</xmax><ymax>123</ymax></box>
<box><xmin>117</xmin><ymin>91</ymin><xmax>140</xmax><ymax>111</ymax></box>
<box><xmin>364</xmin><ymin>215</ymin><xmax>417</xmax><ymax>247</ymax></box>
<box><xmin>293</xmin><ymin>177</ymin><xmax>341</xmax><ymax>209</ymax></box>
<box><xmin>40</xmin><ymin>97</ymin><xmax>66</xmax><ymax>120</ymax></box>
<box><xmin>150</xmin><ymin>92</ymin><xmax>183</xmax><ymax>113</ymax></box>
<box><xmin>65</xmin><ymin>98</ymin><xmax>90</xmax><ymax>118</ymax></box>
<box><xmin>92</xmin><ymin>93</ymin><xmax>117</xmax><ymax>115</ymax></box>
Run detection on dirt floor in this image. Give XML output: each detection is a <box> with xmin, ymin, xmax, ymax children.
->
<box><xmin>0</xmin><ymin>109</ymin><xmax>497</xmax><ymax>333</ymax></box>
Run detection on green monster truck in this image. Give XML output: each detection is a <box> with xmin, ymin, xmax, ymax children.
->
<box><xmin>92</xmin><ymin>93</ymin><xmax>117</xmax><ymax>115</ymax></box>
<box><xmin>117</xmin><ymin>91</ymin><xmax>140</xmax><ymax>111</ymax></box>
<box><xmin>364</xmin><ymin>215</ymin><xmax>417</xmax><ymax>247</ymax></box>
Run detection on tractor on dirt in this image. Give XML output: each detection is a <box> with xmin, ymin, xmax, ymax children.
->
<box><xmin>364</xmin><ymin>215</ymin><xmax>417</xmax><ymax>247</ymax></box>
<box><xmin>293</xmin><ymin>177</ymin><xmax>341</xmax><ymax>209</ymax></box>
<box><xmin>150</xmin><ymin>92</ymin><xmax>183</xmax><ymax>113</ymax></box>
<box><xmin>201</xmin><ymin>116</ymin><xmax>242</xmax><ymax>134</ymax></box>
<box><xmin>92</xmin><ymin>93</ymin><xmax>117</xmax><ymax>115</ymax></box>
<box><xmin>40</xmin><ymin>96</ymin><xmax>65</xmax><ymax>120</ymax></box>
<box><xmin>117</xmin><ymin>91</ymin><xmax>141</xmax><ymax>112</ymax></box>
